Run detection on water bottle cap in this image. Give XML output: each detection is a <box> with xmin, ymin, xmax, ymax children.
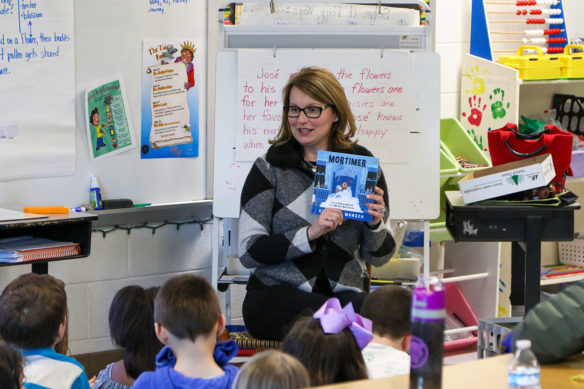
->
<box><xmin>516</xmin><ymin>339</ymin><xmax>531</xmax><ymax>349</ymax></box>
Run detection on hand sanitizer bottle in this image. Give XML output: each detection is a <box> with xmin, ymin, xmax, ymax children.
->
<box><xmin>90</xmin><ymin>173</ymin><xmax>103</xmax><ymax>210</ymax></box>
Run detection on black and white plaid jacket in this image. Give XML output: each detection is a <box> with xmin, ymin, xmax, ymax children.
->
<box><xmin>238</xmin><ymin>140</ymin><xmax>395</xmax><ymax>294</ymax></box>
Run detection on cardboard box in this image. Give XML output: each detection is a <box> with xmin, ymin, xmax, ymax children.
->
<box><xmin>458</xmin><ymin>154</ymin><xmax>555</xmax><ymax>204</ymax></box>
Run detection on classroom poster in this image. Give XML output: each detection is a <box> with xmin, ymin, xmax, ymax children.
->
<box><xmin>0</xmin><ymin>0</ymin><xmax>75</xmax><ymax>181</ymax></box>
<box><xmin>235</xmin><ymin>49</ymin><xmax>410</xmax><ymax>163</ymax></box>
<box><xmin>140</xmin><ymin>39</ymin><xmax>200</xmax><ymax>159</ymax></box>
<box><xmin>85</xmin><ymin>77</ymin><xmax>136</xmax><ymax>160</ymax></box>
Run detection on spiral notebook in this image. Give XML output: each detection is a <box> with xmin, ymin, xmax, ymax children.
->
<box><xmin>0</xmin><ymin>236</ymin><xmax>81</xmax><ymax>263</ymax></box>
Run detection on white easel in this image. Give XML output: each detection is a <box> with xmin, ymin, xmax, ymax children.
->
<box><xmin>211</xmin><ymin>0</ymin><xmax>437</xmax><ymax>324</ymax></box>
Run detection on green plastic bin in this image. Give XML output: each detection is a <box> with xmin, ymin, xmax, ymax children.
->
<box><xmin>440</xmin><ymin>148</ymin><xmax>459</xmax><ymax>175</ymax></box>
<box><xmin>430</xmin><ymin>177</ymin><xmax>459</xmax><ymax>235</ymax></box>
<box><xmin>440</xmin><ymin>118</ymin><xmax>491</xmax><ymax>173</ymax></box>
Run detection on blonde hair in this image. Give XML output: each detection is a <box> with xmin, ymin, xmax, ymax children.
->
<box><xmin>233</xmin><ymin>350</ymin><xmax>310</xmax><ymax>389</ymax></box>
<box><xmin>270</xmin><ymin>67</ymin><xmax>357</xmax><ymax>151</ymax></box>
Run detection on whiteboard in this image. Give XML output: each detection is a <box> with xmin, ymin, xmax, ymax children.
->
<box><xmin>213</xmin><ymin>49</ymin><xmax>440</xmax><ymax>220</ymax></box>
<box><xmin>0</xmin><ymin>1</ymin><xmax>208</xmax><ymax>210</ymax></box>
<box><xmin>235</xmin><ymin>49</ymin><xmax>411</xmax><ymax>163</ymax></box>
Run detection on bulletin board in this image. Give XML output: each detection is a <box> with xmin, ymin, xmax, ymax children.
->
<box><xmin>213</xmin><ymin>48</ymin><xmax>440</xmax><ymax>220</ymax></box>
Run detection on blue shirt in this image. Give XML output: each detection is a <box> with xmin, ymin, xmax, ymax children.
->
<box><xmin>133</xmin><ymin>340</ymin><xmax>239</xmax><ymax>389</ymax></box>
<box><xmin>21</xmin><ymin>347</ymin><xmax>91</xmax><ymax>389</ymax></box>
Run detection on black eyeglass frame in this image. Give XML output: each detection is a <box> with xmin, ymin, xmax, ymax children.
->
<box><xmin>283</xmin><ymin>104</ymin><xmax>333</xmax><ymax>119</ymax></box>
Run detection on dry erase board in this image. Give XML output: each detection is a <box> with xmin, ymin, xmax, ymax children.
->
<box><xmin>0</xmin><ymin>1</ymin><xmax>208</xmax><ymax>209</ymax></box>
<box><xmin>213</xmin><ymin>49</ymin><xmax>440</xmax><ymax>220</ymax></box>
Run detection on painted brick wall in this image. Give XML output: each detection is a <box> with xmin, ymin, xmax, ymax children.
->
<box><xmin>436</xmin><ymin>1</ymin><xmax>471</xmax><ymax>120</ymax></box>
<box><xmin>0</xmin><ymin>223</ymin><xmax>214</xmax><ymax>355</ymax></box>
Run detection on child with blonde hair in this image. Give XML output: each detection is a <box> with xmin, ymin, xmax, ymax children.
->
<box><xmin>233</xmin><ymin>350</ymin><xmax>310</xmax><ymax>389</ymax></box>
<box><xmin>282</xmin><ymin>298</ymin><xmax>372</xmax><ymax>386</ymax></box>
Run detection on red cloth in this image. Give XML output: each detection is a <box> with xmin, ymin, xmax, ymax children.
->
<box><xmin>488</xmin><ymin>123</ymin><xmax>573</xmax><ymax>191</ymax></box>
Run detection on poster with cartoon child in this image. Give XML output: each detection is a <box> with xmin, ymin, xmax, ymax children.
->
<box><xmin>85</xmin><ymin>77</ymin><xmax>136</xmax><ymax>160</ymax></box>
<box><xmin>141</xmin><ymin>39</ymin><xmax>201</xmax><ymax>159</ymax></box>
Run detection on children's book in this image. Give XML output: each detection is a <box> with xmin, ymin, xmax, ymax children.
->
<box><xmin>311</xmin><ymin>150</ymin><xmax>379</xmax><ymax>222</ymax></box>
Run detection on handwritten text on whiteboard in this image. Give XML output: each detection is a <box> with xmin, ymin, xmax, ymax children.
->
<box><xmin>236</xmin><ymin>49</ymin><xmax>410</xmax><ymax>163</ymax></box>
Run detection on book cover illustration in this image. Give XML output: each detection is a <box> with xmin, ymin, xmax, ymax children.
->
<box><xmin>311</xmin><ymin>150</ymin><xmax>379</xmax><ymax>222</ymax></box>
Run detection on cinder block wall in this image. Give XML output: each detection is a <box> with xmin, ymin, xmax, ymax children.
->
<box><xmin>435</xmin><ymin>1</ymin><xmax>470</xmax><ymax>120</ymax></box>
<box><xmin>0</xmin><ymin>223</ymin><xmax>213</xmax><ymax>355</ymax></box>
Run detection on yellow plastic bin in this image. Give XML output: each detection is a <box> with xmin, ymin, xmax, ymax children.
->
<box><xmin>498</xmin><ymin>45</ymin><xmax>562</xmax><ymax>80</ymax></box>
<box><xmin>560</xmin><ymin>44</ymin><xmax>584</xmax><ymax>79</ymax></box>
<box><xmin>440</xmin><ymin>118</ymin><xmax>491</xmax><ymax>174</ymax></box>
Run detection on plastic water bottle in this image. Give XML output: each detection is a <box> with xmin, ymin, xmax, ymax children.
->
<box><xmin>508</xmin><ymin>339</ymin><xmax>540</xmax><ymax>389</ymax></box>
<box><xmin>409</xmin><ymin>276</ymin><xmax>445</xmax><ymax>389</ymax></box>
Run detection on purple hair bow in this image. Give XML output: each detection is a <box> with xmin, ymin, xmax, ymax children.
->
<box><xmin>313</xmin><ymin>297</ymin><xmax>373</xmax><ymax>350</ymax></box>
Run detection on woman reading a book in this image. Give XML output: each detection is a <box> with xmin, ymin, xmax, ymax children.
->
<box><xmin>238</xmin><ymin>67</ymin><xmax>395</xmax><ymax>340</ymax></box>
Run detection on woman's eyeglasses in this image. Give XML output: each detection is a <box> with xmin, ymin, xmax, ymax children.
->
<box><xmin>284</xmin><ymin>104</ymin><xmax>332</xmax><ymax>119</ymax></box>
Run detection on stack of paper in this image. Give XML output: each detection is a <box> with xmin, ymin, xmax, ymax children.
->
<box><xmin>0</xmin><ymin>236</ymin><xmax>81</xmax><ymax>263</ymax></box>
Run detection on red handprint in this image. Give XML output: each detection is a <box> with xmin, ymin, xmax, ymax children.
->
<box><xmin>462</xmin><ymin>95</ymin><xmax>487</xmax><ymax>127</ymax></box>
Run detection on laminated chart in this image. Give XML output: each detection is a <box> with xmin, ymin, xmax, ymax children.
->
<box><xmin>141</xmin><ymin>38</ymin><xmax>200</xmax><ymax>158</ymax></box>
<box><xmin>148</xmin><ymin>62</ymin><xmax>192</xmax><ymax>149</ymax></box>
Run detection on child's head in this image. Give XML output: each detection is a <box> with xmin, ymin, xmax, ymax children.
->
<box><xmin>233</xmin><ymin>350</ymin><xmax>310</xmax><ymax>389</ymax></box>
<box><xmin>361</xmin><ymin>285</ymin><xmax>412</xmax><ymax>348</ymax></box>
<box><xmin>154</xmin><ymin>275</ymin><xmax>223</xmax><ymax>343</ymax></box>
<box><xmin>108</xmin><ymin>285</ymin><xmax>163</xmax><ymax>379</ymax></box>
<box><xmin>0</xmin><ymin>273</ymin><xmax>67</xmax><ymax>349</ymax></box>
<box><xmin>282</xmin><ymin>298</ymin><xmax>371</xmax><ymax>386</ymax></box>
<box><xmin>0</xmin><ymin>342</ymin><xmax>23</xmax><ymax>389</ymax></box>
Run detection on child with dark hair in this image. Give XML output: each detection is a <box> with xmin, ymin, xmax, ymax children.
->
<box><xmin>133</xmin><ymin>274</ymin><xmax>238</xmax><ymax>389</ymax></box>
<box><xmin>232</xmin><ymin>350</ymin><xmax>310</xmax><ymax>389</ymax></box>
<box><xmin>94</xmin><ymin>285</ymin><xmax>163</xmax><ymax>389</ymax></box>
<box><xmin>0</xmin><ymin>273</ymin><xmax>91</xmax><ymax>389</ymax></box>
<box><xmin>282</xmin><ymin>298</ymin><xmax>372</xmax><ymax>386</ymax></box>
<box><xmin>0</xmin><ymin>342</ymin><xmax>24</xmax><ymax>389</ymax></box>
<box><xmin>360</xmin><ymin>285</ymin><xmax>412</xmax><ymax>378</ymax></box>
